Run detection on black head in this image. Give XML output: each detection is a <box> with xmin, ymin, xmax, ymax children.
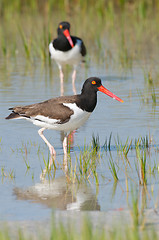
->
<box><xmin>57</xmin><ymin>21</ymin><xmax>71</xmax><ymax>35</ymax></box>
<box><xmin>78</xmin><ymin>77</ymin><xmax>102</xmax><ymax>112</ymax></box>
<box><xmin>81</xmin><ymin>77</ymin><xmax>102</xmax><ymax>94</ymax></box>
<box><xmin>57</xmin><ymin>21</ymin><xmax>74</xmax><ymax>48</ymax></box>
<box><xmin>81</xmin><ymin>77</ymin><xmax>124</xmax><ymax>103</ymax></box>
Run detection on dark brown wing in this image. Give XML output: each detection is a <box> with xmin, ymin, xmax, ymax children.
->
<box><xmin>5</xmin><ymin>95</ymin><xmax>81</xmax><ymax>124</ymax></box>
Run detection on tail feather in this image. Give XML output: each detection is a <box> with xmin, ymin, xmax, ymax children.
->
<box><xmin>5</xmin><ymin>112</ymin><xmax>20</xmax><ymax>120</ymax></box>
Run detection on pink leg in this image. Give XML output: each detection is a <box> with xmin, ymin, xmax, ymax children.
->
<box><xmin>63</xmin><ymin>135</ymin><xmax>68</xmax><ymax>171</ymax></box>
<box><xmin>63</xmin><ymin>135</ymin><xmax>67</xmax><ymax>155</ymax></box>
<box><xmin>72</xmin><ymin>69</ymin><xmax>77</xmax><ymax>94</ymax></box>
<box><xmin>38</xmin><ymin>128</ymin><xmax>56</xmax><ymax>168</ymax></box>
<box><xmin>59</xmin><ymin>67</ymin><xmax>64</xmax><ymax>96</ymax></box>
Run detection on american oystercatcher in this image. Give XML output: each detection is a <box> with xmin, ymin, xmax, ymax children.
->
<box><xmin>6</xmin><ymin>77</ymin><xmax>123</xmax><ymax>170</ymax></box>
<box><xmin>49</xmin><ymin>21</ymin><xmax>86</xmax><ymax>95</ymax></box>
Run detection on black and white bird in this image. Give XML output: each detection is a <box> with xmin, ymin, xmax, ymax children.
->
<box><xmin>6</xmin><ymin>77</ymin><xmax>123</xmax><ymax>170</ymax></box>
<box><xmin>49</xmin><ymin>21</ymin><xmax>87</xmax><ymax>95</ymax></box>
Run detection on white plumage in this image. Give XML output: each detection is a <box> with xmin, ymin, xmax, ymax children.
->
<box><xmin>49</xmin><ymin>39</ymin><xmax>83</xmax><ymax>68</ymax></box>
<box><xmin>25</xmin><ymin>103</ymin><xmax>91</xmax><ymax>132</ymax></box>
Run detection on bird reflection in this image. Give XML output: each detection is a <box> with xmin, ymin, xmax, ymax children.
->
<box><xmin>13</xmin><ymin>176</ymin><xmax>100</xmax><ymax>211</ymax></box>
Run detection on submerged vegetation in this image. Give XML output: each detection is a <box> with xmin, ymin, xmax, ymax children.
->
<box><xmin>67</xmin><ymin>144</ymin><xmax>100</xmax><ymax>185</ymax></box>
<box><xmin>1</xmin><ymin>166</ymin><xmax>15</xmax><ymax>180</ymax></box>
<box><xmin>1</xmin><ymin>134</ymin><xmax>159</xmax><ymax>237</ymax></box>
<box><xmin>3</xmin><ymin>133</ymin><xmax>158</xmax><ymax>190</ymax></box>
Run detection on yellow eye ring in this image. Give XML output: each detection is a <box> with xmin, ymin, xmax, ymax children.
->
<box><xmin>59</xmin><ymin>25</ymin><xmax>63</xmax><ymax>29</ymax></box>
<box><xmin>92</xmin><ymin>81</ymin><xmax>96</xmax><ymax>85</ymax></box>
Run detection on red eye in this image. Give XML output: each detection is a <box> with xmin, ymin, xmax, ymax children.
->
<box><xmin>92</xmin><ymin>81</ymin><xmax>96</xmax><ymax>85</ymax></box>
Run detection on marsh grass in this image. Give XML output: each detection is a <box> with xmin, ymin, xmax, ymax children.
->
<box><xmin>114</xmin><ymin>135</ymin><xmax>150</xmax><ymax>186</ymax></box>
<box><xmin>0</xmin><ymin>30</ymin><xmax>7</xmax><ymax>57</ymax></box>
<box><xmin>103</xmin><ymin>132</ymin><xmax>112</xmax><ymax>151</ymax></box>
<box><xmin>1</xmin><ymin>0</ymin><xmax>159</xmax><ymax>17</ymax></box>
<box><xmin>0</xmin><ymin>214</ymin><xmax>158</xmax><ymax>240</ymax></box>
<box><xmin>139</xmin><ymin>87</ymin><xmax>157</xmax><ymax>106</ymax></box>
<box><xmin>130</xmin><ymin>188</ymin><xmax>141</xmax><ymax>228</ymax></box>
<box><xmin>18</xmin><ymin>25</ymin><xmax>31</xmax><ymax>59</ymax></box>
<box><xmin>10</xmin><ymin>134</ymin><xmax>155</xmax><ymax>188</ymax></box>
<box><xmin>66</xmin><ymin>155</ymin><xmax>77</xmax><ymax>184</ymax></box>
<box><xmin>144</xmin><ymin>71</ymin><xmax>154</xmax><ymax>86</ymax></box>
<box><xmin>138</xmin><ymin>89</ymin><xmax>149</xmax><ymax>104</ymax></box>
<box><xmin>66</xmin><ymin>144</ymin><xmax>99</xmax><ymax>185</ymax></box>
<box><xmin>1</xmin><ymin>166</ymin><xmax>15</xmax><ymax>180</ymax></box>
<box><xmin>138</xmin><ymin>69</ymin><xmax>158</xmax><ymax>106</ymax></box>
<box><xmin>115</xmin><ymin>136</ymin><xmax>132</xmax><ymax>159</ymax></box>
<box><xmin>40</xmin><ymin>151</ymin><xmax>57</xmax><ymax>176</ymax></box>
<box><xmin>108</xmin><ymin>154</ymin><xmax>119</xmax><ymax>182</ymax></box>
<box><xmin>151</xmin><ymin>87</ymin><xmax>156</xmax><ymax>105</ymax></box>
<box><xmin>92</xmin><ymin>134</ymin><xmax>100</xmax><ymax>152</ymax></box>
<box><xmin>135</xmin><ymin>138</ymin><xmax>147</xmax><ymax>185</ymax></box>
<box><xmin>1</xmin><ymin>134</ymin><xmax>159</xmax><ymax>235</ymax></box>
<box><xmin>16</xmin><ymin>133</ymin><xmax>156</xmax><ymax>190</ymax></box>
<box><xmin>65</xmin><ymin>134</ymin><xmax>157</xmax><ymax>190</ymax></box>
<box><xmin>102</xmin><ymin>135</ymin><xmax>154</xmax><ymax>191</ymax></box>
<box><xmin>1</xmin><ymin>3</ymin><xmax>159</xmax><ymax>234</ymax></box>
<box><xmin>0</xmin><ymin>0</ymin><xmax>159</xmax><ymax>70</ymax></box>
<box><xmin>118</xmin><ymin>30</ymin><xmax>133</xmax><ymax>69</ymax></box>
<box><xmin>129</xmin><ymin>186</ymin><xmax>147</xmax><ymax>230</ymax></box>
<box><xmin>78</xmin><ymin>144</ymin><xmax>99</xmax><ymax>185</ymax></box>
<box><xmin>41</xmin><ymin>152</ymin><xmax>50</xmax><ymax>172</ymax></box>
<box><xmin>21</xmin><ymin>144</ymin><xmax>31</xmax><ymax>170</ymax></box>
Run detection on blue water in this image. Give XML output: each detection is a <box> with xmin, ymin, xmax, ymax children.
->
<box><xmin>0</xmin><ymin>57</ymin><xmax>159</xmax><ymax>221</ymax></box>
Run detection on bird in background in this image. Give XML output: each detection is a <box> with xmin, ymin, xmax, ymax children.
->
<box><xmin>6</xmin><ymin>77</ymin><xmax>123</xmax><ymax>173</ymax></box>
<box><xmin>49</xmin><ymin>21</ymin><xmax>87</xmax><ymax>95</ymax></box>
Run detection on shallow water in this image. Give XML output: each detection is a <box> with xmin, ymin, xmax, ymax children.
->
<box><xmin>0</xmin><ymin>55</ymin><xmax>159</xmax><ymax>222</ymax></box>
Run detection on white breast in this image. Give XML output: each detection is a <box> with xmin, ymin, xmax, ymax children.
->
<box><xmin>49</xmin><ymin>40</ymin><xmax>83</xmax><ymax>67</ymax></box>
<box><xmin>61</xmin><ymin>103</ymin><xmax>91</xmax><ymax>132</ymax></box>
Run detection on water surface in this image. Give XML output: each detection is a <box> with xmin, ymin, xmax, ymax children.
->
<box><xmin>0</xmin><ymin>55</ymin><xmax>159</xmax><ymax>222</ymax></box>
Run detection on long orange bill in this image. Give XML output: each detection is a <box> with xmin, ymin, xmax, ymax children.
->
<box><xmin>63</xmin><ymin>29</ymin><xmax>74</xmax><ymax>48</ymax></box>
<box><xmin>98</xmin><ymin>85</ymin><xmax>124</xmax><ymax>103</ymax></box>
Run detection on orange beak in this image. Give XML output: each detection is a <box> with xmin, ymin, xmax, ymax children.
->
<box><xmin>63</xmin><ymin>29</ymin><xmax>74</xmax><ymax>48</ymax></box>
<box><xmin>98</xmin><ymin>85</ymin><xmax>124</xmax><ymax>103</ymax></box>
